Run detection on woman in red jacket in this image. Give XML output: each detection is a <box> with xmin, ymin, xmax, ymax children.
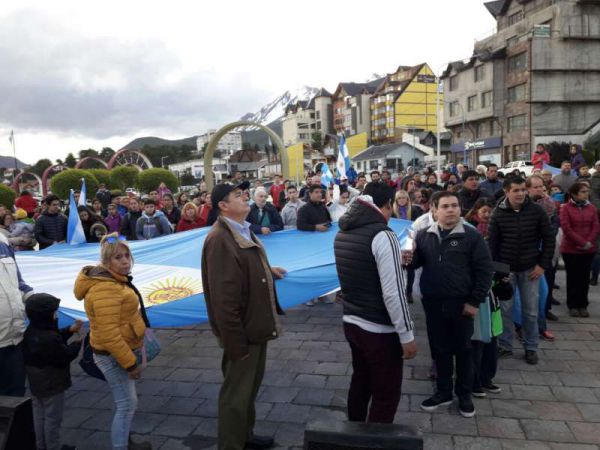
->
<box><xmin>176</xmin><ymin>202</ymin><xmax>204</xmax><ymax>232</ymax></box>
<box><xmin>14</xmin><ymin>190</ymin><xmax>38</xmax><ymax>218</ymax></box>
<box><xmin>560</xmin><ymin>182</ymin><xmax>600</xmax><ymax>317</ymax></box>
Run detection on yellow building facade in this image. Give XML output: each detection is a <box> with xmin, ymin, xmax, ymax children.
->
<box><xmin>371</xmin><ymin>63</ymin><xmax>443</xmax><ymax>144</ymax></box>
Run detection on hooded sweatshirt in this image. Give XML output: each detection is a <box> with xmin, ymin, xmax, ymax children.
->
<box><xmin>23</xmin><ymin>293</ymin><xmax>80</xmax><ymax>397</ymax></box>
<box><xmin>135</xmin><ymin>210</ymin><xmax>172</xmax><ymax>240</ymax></box>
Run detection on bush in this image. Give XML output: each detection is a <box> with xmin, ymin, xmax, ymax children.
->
<box><xmin>136</xmin><ymin>168</ymin><xmax>179</xmax><ymax>194</ymax></box>
<box><xmin>50</xmin><ymin>169</ymin><xmax>99</xmax><ymax>201</ymax></box>
<box><xmin>87</xmin><ymin>169</ymin><xmax>111</xmax><ymax>188</ymax></box>
<box><xmin>0</xmin><ymin>184</ymin><xmax>16</xmax><ymax>208</ymax></box>
<box><xmin>110</xmin><ymin>189</ymin><xmax>123</xmax><ymax>198</ymax></box>
<box><xmin>109</xmin><ymin>166</ymin><xmax>139</xmax><ymax>191</ymax></box>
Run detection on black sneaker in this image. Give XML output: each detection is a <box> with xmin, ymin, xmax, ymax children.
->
<box><xmin>590</xmin><ymin>278</ymin><xmax>598</xmax><ymax>286</ymax></box>
<box><xmin>551</xmin><ymin>298</ymin><xmax>561</xmax><ymax>306</ymax></box>
<box><xmin>569</xmin><ymin>308</ymin><xmax>580</xmax><ymax>317</ymax></box>
<box><xmin>472</xmin><ymin>388</ymin><xmax>486</xmax><ymax>398</ymax></box>
<box><xmin>482</xmin><ymin>383</ymin><xmax>502</xmax><ymax>394</ymax></box>
<box><xmin>420</xmin><ymin>393</ymin><xmax>453</xmax><ymax>412</ymax></box>
<box><xmin>498</xmin><ymin>348</ymin><xmax>513</xmax><ymax>358</ymax></box>
<box><xmin>579</xmin><ymin>308</ymin><xmax>590</xmax><ymax>318</ymax></box>
<box><xmin>458</xmin><ymin>396</ymin><xmax>476</xmax><ymax>418</ymax></box>
<box><xmin>546</xmin><ymin>311</ymin><xmax>559</xmax><ymax>321</ymax></box>
<box><xmin>525</xmin><ymin>350</ymin><xmax>539</xmax><ymax>365</ymax></box>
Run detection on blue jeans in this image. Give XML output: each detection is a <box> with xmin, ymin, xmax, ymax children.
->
<box><xmin>499</xmin><ymin>270</ymin><xmax>539</xmax><ymax>352</ymax></box>
<box><xmin>94</xmin><ymin>353</ymin><xmax>138</xmax><ymax>450</ymax></box>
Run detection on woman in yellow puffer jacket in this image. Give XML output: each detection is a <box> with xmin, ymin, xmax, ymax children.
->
<box><xmin>74</xmin><ymin>233</ymin><xmax>150</xmax><ymax>450</ymax></box>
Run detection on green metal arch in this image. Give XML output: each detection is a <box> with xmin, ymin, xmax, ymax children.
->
<box><xmin>203</xmin><ymin>121</ymin><xmax>288</xmax><ymax>190</ymax></box>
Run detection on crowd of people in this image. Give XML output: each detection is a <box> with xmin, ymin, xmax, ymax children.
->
<box><xmin>1</xmin><ymin>152</ymin><xmax>599</xmax><ymax>449</ymax></box>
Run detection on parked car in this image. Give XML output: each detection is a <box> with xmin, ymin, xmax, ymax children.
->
<box><xmin>498</xmin><ymin>161</ymin><xmax>535</xmax><ymax>178</ymax></box>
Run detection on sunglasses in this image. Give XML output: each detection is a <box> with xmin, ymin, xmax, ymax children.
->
<box><xmin>105</xmin><ymin>235</ymin><xmax>127</xmax><ymax>244</ymax></box>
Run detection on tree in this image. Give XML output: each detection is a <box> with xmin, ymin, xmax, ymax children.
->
<box><xmin>65</xmin><ymin>153</ymin><xmax>77</xmax><ymax>168</ymax></box>
<box><xmin>29</xmin><ymin>159</ymin><xmax>53</xmax><ymax>177</ymax></box>
<box><xmin>0</xmin><ymin>184</ymin><xmax>16</xmax><ymax>208</ymax></box>
<box><xmin>55</xmin><ymin>159</ymin><xmax>64</xmax><ymax>165</ymax></box>
<box><xmin>49</xmin><ymin>169</ymin><xmax>99</xmax><ymax>200</ymax></box>
<box><xmin>99</xmin><ymin>147</ymin><xmax>116</xmax><ymax>162</ymax></box>
<box><xmin>180</xmin><ymin>170</ymin><xmax>195</xmax><ymax>186</ymax></box>
<box><xmin>136</xmin><ymin>168</ymin><xmax>179</xmax><ymax>194</ymax></box>
<box><xmin>87</xmin><ymin>168</ymin><xmax>111</xmax><ymax>187</ymax></box>
<box><xmin>312</xmin><ymin>132</ymin><xmax>323</xmax><ymax>150</ymax></box>
<box><xmin>78</xmin><ymin>148</ymin><xmax>99</xmax><ymax>160</ymax></box>
<box><xmin>584</xmin><ymin>135</ymin><xmax>600</xmax><ymax>164</ymax></box>
<box><xmin>110</xmin><ymin>166</ymin><xmax>139</xmax><ymax>191</ymax></box>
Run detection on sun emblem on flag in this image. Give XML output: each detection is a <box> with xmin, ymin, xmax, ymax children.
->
<box><xmin>140</xmin><ymin>277</ymin><xmax>203</xmax><ymax>305</ymax></box>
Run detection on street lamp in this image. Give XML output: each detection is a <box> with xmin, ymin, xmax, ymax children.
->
<box><xmin>161</xmin><ymin>156</ymin><xmax>169</xmax><ymax>168</ymax></box>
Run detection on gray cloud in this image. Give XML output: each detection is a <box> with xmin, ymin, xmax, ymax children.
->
<box><xmin>0</xmin><ymin>10</ymin><xmax>268</xmax><ymax>138</ymax></box>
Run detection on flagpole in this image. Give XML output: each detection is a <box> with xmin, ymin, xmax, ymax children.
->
<box><xmin>9</xmin><ymin>130</ymin><xmax>17</xmax><ymax>173</ymax></box>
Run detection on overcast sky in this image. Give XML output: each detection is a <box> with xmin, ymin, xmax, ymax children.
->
<box><xmin>0</xmin><ymin>0</ymin><xmax>496</xmax><ymax>164</ymax></box>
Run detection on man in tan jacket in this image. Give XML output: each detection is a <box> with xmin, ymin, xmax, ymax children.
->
<box><xmin>201</xmin><ymin>181</ymin><xmax>286</xmax><ymax>450</ymax></box>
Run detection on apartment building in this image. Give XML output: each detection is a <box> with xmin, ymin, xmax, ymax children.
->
<box><xmin>443</xmin><ymin>0</ymin><xmax>600</xmax><ymax>166</ymax></box>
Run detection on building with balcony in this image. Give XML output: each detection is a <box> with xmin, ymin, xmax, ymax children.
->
<box><xmin>282</xmin><ymin>98</ymin><xmax>317</xmax><ymax>147</ymax></box>
<box><xmin>442</xmin><ymin>0</ymin><xmax>600</xmax><ymax>166</ymax></box>
<box><xmin>331</xmin><ymin>78</ymin><xmax>384</xmax><ymax>138</ymax></box>
<box><xmin>313</xmin><ymin>88</ymin><xmax>334</xmax><ymax>138</ymax></box>
<box><xmin>196</xmin><ymin>129</ymin><xmax>242</xmax><ymax>157</ymax></box>
<box><xmin>370</xmin><ymin>63</ymin><xmax>441</xmax><ymax>145</ymax></box>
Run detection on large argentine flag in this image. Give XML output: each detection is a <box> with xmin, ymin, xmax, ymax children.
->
<box><xmin>67</xmin><ymin>189</ymin><xmax>86</xmax><ymax>245</ymax></box>
<box><xmin>336</xmin><ymin>135</ymin><xmax>351</xmax><ymax>179</ymax></box>
<box><xmin>16</xmin><ymin>219</ymin><xmax>413</xmax><ymax>327</ymax></box>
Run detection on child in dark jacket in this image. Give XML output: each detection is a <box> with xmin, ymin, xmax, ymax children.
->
<box><xmin>23</xmin><ymin>293</ymin><xmax>82</xmax><ymax>450</ymax></box>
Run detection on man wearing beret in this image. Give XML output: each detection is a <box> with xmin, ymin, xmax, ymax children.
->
<box><xmin>201</xmin><ymin>181</ymin><xmax>287</xmax><ymax>450</ymax></box>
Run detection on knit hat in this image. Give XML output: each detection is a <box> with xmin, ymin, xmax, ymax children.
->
<box><xmin>14</xmin><ymin>208</ymin><xmax>27</xmax><ymax>220</ymax></box>
<box><xmin>595</xmin><ymin>160</ymin><xmax>600</xmax><ymax>168</ymax></box>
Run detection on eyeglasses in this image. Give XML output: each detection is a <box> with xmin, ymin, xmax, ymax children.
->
<box><xmin>105</xmin><ymin>235</ymin><xmax>127</xmax><ymax>244</ymax></box>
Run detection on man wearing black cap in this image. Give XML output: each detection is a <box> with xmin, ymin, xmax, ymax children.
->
<box><xmin>201</xmin><ymin>181</ymin><xmax>287</xmax><ymax>450</ymax></box>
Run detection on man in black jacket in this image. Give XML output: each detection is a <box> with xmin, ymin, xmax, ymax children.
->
<box><xmin>458</xmin><ymin>170</ymin><xmax>492</xmax><ymax>217</ymax></box>
<box><xmin>488</xmin><ymin>176</ymin><xmax>555</xmax><ymax>365</ymax></box>
<box><xmin>413</xmin><ymin>191</ymin><xmax>493</xmax><ymax>418</ymax></box>
<box><xmin>457</xmin><ymin>170</ymin><xmax>491</xmax><ymax>216</ymax></box>
<box><xmin>246</xmin><ymin>187</ymin><xmax>283</xmax><ymax>235</ymax></box>
<box><xmin>334</xmin><ymin>183</ymin><xmax>416</xmax><ymax>423</ymax></box>
<box><xmin>297</xmin><ymin>185</ymin><xmax>331</xmax><ymax>232</ymax></box>
<box><xmin>119</xmin><ymin>197</ymin><xmax>142</xmax><ymax>240</ymax></box>
<box><xmin>34</xmin><ymin>195</ymin><xmax>68</xmax><ymax>249</ymax></box>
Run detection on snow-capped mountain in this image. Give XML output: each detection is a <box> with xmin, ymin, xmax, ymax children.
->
<box><xmin>240</xmin><ymin>86</ymin><xmax>320</xmax><ymax>126</ymax></box>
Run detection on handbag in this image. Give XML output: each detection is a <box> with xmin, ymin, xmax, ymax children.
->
<box><xmin>78</xmin><ymin>332</ymin><xmax>106</xmax><ymax>381</ymax></box>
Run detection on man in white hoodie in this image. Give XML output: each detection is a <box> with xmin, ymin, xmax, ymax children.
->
<box><xmin>280</xmin><ymin>185</ymin><xmax>305</xmax><ymax>229</ymax></box>
<box><xmin>0</xmin><ymin>233</ymin><xmax>34</xmax><ymax>396</ymax></box>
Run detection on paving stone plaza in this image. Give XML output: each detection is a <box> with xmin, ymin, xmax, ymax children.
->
<box><xmin>60</xmin><ymin>270</ymin><xmax>600</xmax><ymax>450</ymax></box>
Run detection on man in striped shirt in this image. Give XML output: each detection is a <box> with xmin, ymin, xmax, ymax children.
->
<box><xmin>334</xmin><ymin>182</ymin><xmax>417</xmax><ymax>423</ymax></box>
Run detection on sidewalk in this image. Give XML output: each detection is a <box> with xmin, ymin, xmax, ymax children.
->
<box><xmin>61</xmin><ymin>270</ymin><xmax>600</xmax><ymax>449</ymax></box>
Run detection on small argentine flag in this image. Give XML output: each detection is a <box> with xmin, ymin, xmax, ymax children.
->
<box><xmin>67</xmin><ymin>189</ymin><xmax>86</xmax><ymax>245</ymax></box>
<box><xmin>320</xmin><ymin>163</ymin><xmax>334</xmax><ymax>186</ymax></box>
<box><xmin>336</xmin><ymin>135</ymin><xmax>351</xmax><ymax>179</ymax></box>
<box><xmin>78</xmin><ymin>178</ymin><xmax>87</xmax><ymax>207</ymax></box>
